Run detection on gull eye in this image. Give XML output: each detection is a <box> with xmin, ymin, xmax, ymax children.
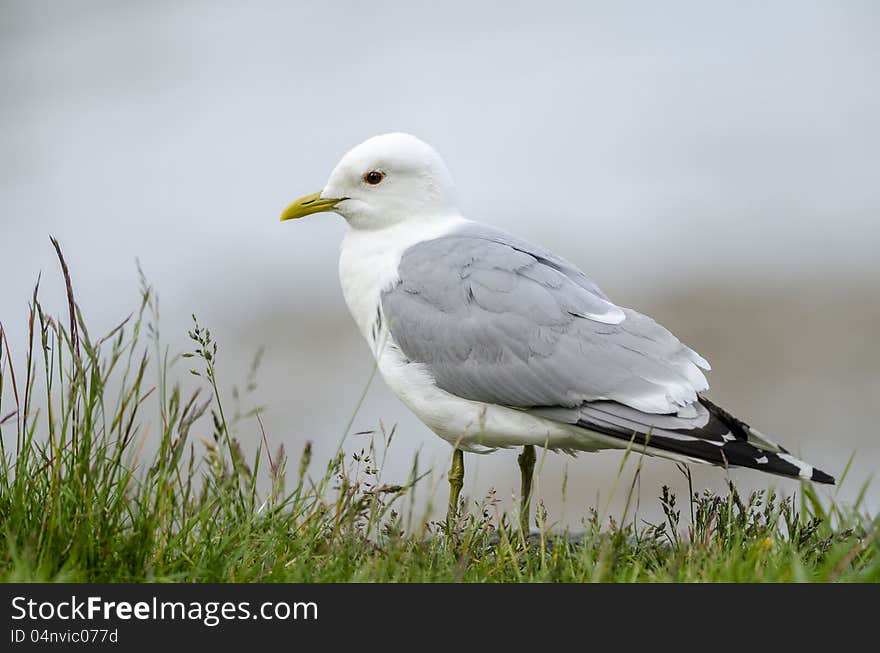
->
<box><xmin>363</xmin><ymin>170</ymin><xmax>385</xmax><ymax>185</ymax></box>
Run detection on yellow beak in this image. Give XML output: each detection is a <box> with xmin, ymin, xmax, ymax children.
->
<box><xmin>279</xmin><ymin>192</ymin><xmax>344</xmax><ymax>221</ymax></box>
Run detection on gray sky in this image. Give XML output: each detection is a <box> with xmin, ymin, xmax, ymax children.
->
<box><xmin>2</xmin><ymin>1</ymin><xmax>879</xmax><ymax>523</ymax></box>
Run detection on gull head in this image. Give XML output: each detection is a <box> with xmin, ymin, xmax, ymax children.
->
<box><xmin>280</xmin><ymin>133</ymin><xmax>458</xmax><ymax>230</ymax></box>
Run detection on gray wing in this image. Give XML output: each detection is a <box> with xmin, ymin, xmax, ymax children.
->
<box><xmin>380</xmin><ymin>223</ymin><xmax>836</xmax><ymax>485</ymax></box>
<box><xmin>381</xmin><ymin>223</ymin><xmax>710</xmax><ymax>415</ymax></box>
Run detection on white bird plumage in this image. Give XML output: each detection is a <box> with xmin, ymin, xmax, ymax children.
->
<box><xmin>280</xmin><ymin>132</ymin><xmax>834</xmax><ymax>530</ymax></box>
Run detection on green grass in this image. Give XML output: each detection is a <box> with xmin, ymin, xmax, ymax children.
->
<box><xmin>0</xmin><ymin>241</ymin><xmax>877</xmax><ymax>583</ymax></box>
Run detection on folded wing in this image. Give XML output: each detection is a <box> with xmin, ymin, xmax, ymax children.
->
<box><xmin>381</xmin><ymin>223</ymin><xmax>834</xmax><ymax>484</ymax></box>
<box><xmin>382</xmin><ymin>223</ymin><xmax>709</xmax><ymax>415</ymax></box>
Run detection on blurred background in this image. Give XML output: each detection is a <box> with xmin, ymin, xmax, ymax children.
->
<box><xmin>2</xmin><ymin>0</ymin><xmax>878</xmax><ymax>526</ymax></box>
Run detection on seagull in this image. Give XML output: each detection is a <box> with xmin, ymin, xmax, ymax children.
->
<box><xmin>280</xmin><ymin>132</ymin><xmax>834</xmax><ymax>533</ymax></box>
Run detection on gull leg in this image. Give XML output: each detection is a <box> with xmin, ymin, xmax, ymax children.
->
<box><xmin>518</xmin><ymin>445</ymin><xmax>536</xmax><ymax>536</ymax></box>
<box><xmin>447</xmin><ymin>448</ymin><xmax>464</xmax><ymax>528</ymax></box>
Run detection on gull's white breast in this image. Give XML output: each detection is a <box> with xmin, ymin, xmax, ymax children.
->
<box><xmin>338</xmin><ymin>214</ymin><xmax>466</xmax><ymax>344</ymax></box>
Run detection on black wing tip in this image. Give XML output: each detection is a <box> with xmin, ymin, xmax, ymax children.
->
<box><xmin>697</xmin><ymin>397</ymin><xmax>835</xmax><ymax>485</ymax></box>
<box><xmin>810</xmin><ymin>468</ymin><xmax>836</xmax><ymax>485</ymax></box>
